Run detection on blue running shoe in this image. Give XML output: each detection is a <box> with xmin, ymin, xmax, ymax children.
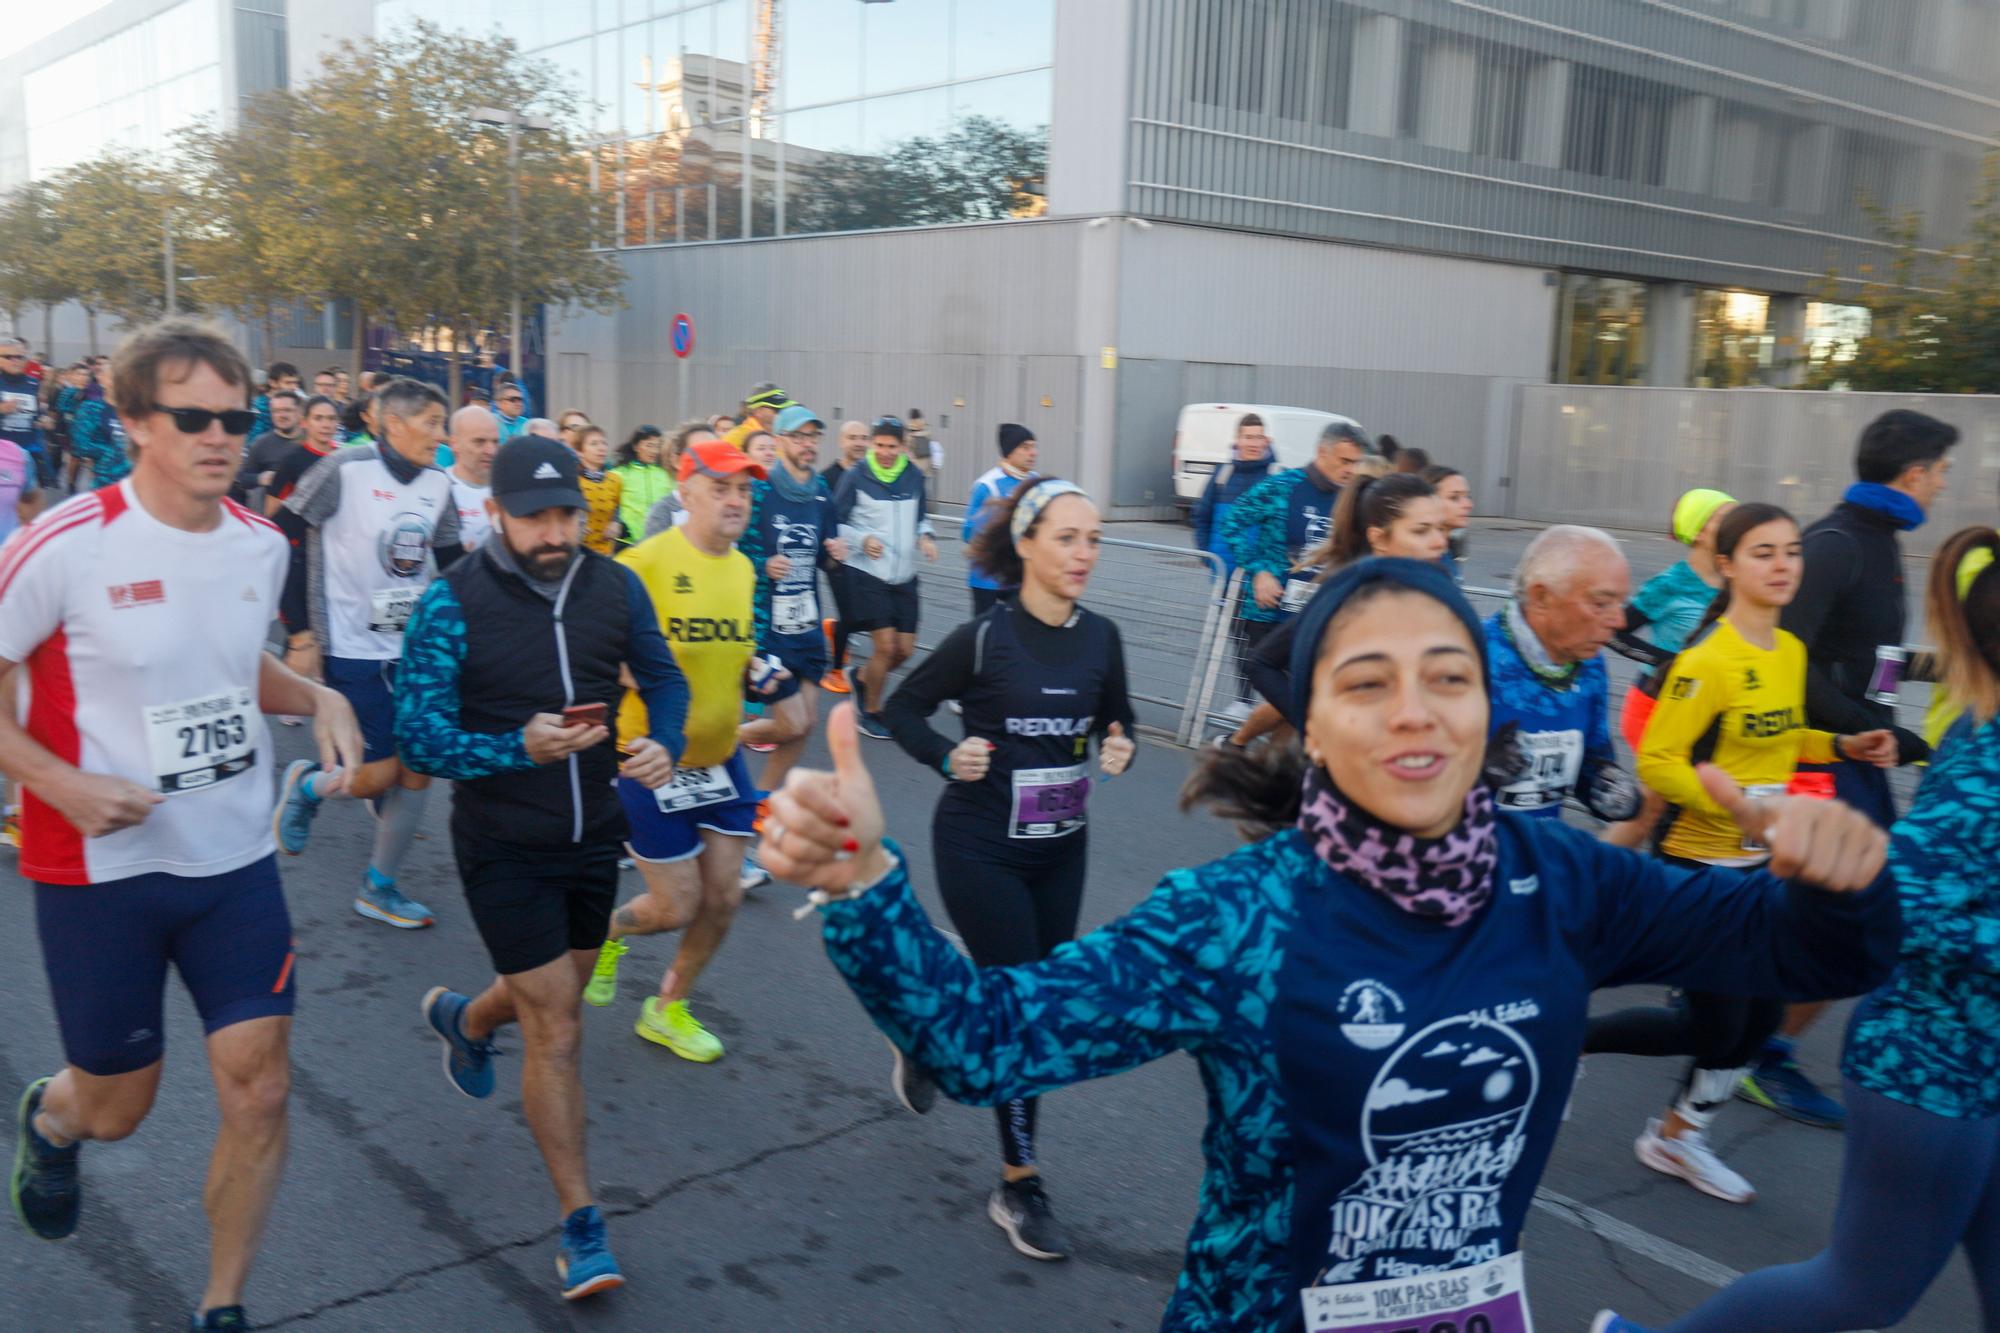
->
<box><xmin>1739</xmin><ymin>1053</ymin><xmax>1845</xmax><ymax>1129</ymax></box>
<box><xmin>356</xmin><ymin>870</ymin><xmax>433</xmax><ymax>929</ymax></box>
<box><xmin>191</xmin><ymin>1307</ymin><xmax>250</xmax><ymax>1331</ymax></box>
<box><xmin>856</xmin><ymin>712</ymin><xmax>892</xmax><ymax>740</ymax></box>
<box><xmin>557</xmin><ymin>1205</ymin><xmax>625</xmax><ymax>1301</ymax></box>
<box><xmin>421</xmin><ymin>987</ymin><xmax>497</xmax><ymax>1099</ymax></box>
<box><xmin>273</xmin><ymin>759</ymin><xmax>322</xmax><ymax>856</ymax></box>
<box><xmin>1591</xmin><ymin>1313</ymin><xmax>1654</xmax><ymax>1333</ymax></box>
<box><xmin>11</xmin><ymin>1077</ymin><xmax>79</xmax><ymax>1240</ymax></box>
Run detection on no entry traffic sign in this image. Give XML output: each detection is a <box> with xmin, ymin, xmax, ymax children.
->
<box><xmin>671</xmin><ymin>312</ymin><xmax>695</xmax><ymax>359</ymax></box>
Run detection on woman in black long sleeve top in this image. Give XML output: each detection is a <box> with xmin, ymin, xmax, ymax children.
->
<box><xmin>881</xmin><ymin>477</ymin><xmax>1135</xmax><ymax>1264</ymax></box>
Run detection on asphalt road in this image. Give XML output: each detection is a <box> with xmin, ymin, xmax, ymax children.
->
<box><xmin>0</xmin><ymin>515</ymin><xmax>1972</xmax><ymax>1331</ymax></box>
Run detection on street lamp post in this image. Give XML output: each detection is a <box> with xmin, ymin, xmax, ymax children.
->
<box><xmin>472</xmin><ymin>107</ymin><xmax>553</xmax><ymax>385</ymax></box>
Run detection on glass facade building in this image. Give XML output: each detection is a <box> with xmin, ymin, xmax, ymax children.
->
<box><xmin>372</xmin><ymin>0</ymin><xmax>1054</xmax><ymax>247</ymax></box>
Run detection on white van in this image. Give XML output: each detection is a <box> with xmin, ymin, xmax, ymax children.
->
<box><xmin>1171</xmin><ymin>403</ymin><xmax>1361</xmax><ymax>506</ymax></box>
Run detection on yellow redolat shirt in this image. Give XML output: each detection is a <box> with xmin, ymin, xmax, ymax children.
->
<box><xmin>617</xmin><ymin>528</ymin><xmax>755</xmax><ymax>768</ymax></box>
<box><xmin>1637</xmin><ymin>617</ymin><xmax>1839</xmax><ymax>863</ymax></box>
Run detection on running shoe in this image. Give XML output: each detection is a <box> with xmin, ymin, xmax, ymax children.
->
<box><xmin>355</xmin><ymin>871</ymin><xmax>433</xmax><ymax>929</ymax></box>
<box><xmin>739</xmin><ymin>854</ymin><xmax>772</xmax><ymax>893</ymax></box>
<box><xmin>856</xmin><ymin>712</ymin><xmax>892</xmax><ymax>740</ymax></box>
<box><xmin>988</xmin><ymin>1177</ymin><xmax>1069</xmax><ymax>1261</ymax></box>
<box><xmin>1590</xmin><ymin>1314</ymin><xmax>1653</xmax><ymax>1333</ymax></box>
<box><xmin>584</xmin><ymin>939</ymin><xmax>628</xmax><ymax>1009</ymax></box>
<box><xmin>1634</xmin><ymin>1118</ymin><xmax>1755</xmax><ymax>1204</ymax></box>
<box><xmin>421</xmin><ymin>987</ymin><xmax>497</xmax><ymax>1099</ymax></box>
<box><xmin>273</xmin><ymin>759</ymin><xmax>321</xmax><ymax>856</ymax></box>
<box><xmin>888</xmin><ymin>1037</ymin><xmax>937</xmax><ymax>1116</ymax></box>
<box><xmin>1739</xmin><ymin>1054</ymin><xmax>1845</xmax><ymax>1129</ymax></box>
<box><xmin>11</xmin><ymin>1077</ymin><xmax>80</xmax><ymax>1240</ymax></box>
<box><xmin>556</xmin><ymin>1204</ymin><xmax>625</xmax><ymax>1300</ymax></box>
<box><xmin>946</xmin><ymin>700</ymin><xmax>963</xmax><ymax>716</ymax></box>
<box><xmin>744</xmin><ymin>740</ymin><xmax>777</xmax><ymax>754</ymax></box>
<box><xmin>191</xmin><ymin>1306</ymin><xmax>251</xmax><ymax>1331</ymax></box>
<box><xmin>1</xmin><ymin>806</ymin><xmax>20</xmax><ymax>850</ymax></box>
<box><xmin>820</xmin><ymin>666</ymin><xmax>851</xmax><ymax>696</ymax></box>
<box><xmin>635</xmin><ymin>997</ymin><xmax>723</xmax><ymax>1062</ymax></box>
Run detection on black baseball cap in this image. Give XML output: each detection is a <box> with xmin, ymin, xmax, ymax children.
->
<box><xmin>492</xmin><ymin>437</ymin><xmax>584</xmax><ymax>516</ymax></box>
<box><xmin>870</xmin><ymin>415</ymin><xmax>906</xmax><ymax>441</ymax></box>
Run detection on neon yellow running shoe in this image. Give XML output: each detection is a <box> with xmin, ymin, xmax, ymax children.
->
<box><xmin>583</xmin><ymin>939</ymin><xmax>627</xmax><ymax>1009</ymax></box>
<box><xmin>635</xmin><ymin>997</ymin><xmax>723</xmax><ymax>1062</ymax></box>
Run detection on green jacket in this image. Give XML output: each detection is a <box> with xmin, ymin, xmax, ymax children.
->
<box><xmin>611</xmin><ymin>461</ymin><xmax>672</xmax><ymax>545</ymax></box>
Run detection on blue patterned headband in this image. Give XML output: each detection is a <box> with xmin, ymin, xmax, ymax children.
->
<box><xmin>1010</xmin><ymin>479</ymin><xmax>1089</xmax><ymax>542</ymax></box>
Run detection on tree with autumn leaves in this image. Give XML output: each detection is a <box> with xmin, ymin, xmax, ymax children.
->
<box><xmin>0</xmin><ymin>21</ymin><xmax>621</xmax><ymax>390</ymax></box>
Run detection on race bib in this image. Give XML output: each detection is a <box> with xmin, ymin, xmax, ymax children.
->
<box><xmin>1739</xmin><ymin>783</ymin><xmax>1789</xmax><ymax>852</ymax></box>
<box><xmin>1282</xmin><ymin>577</ymin><xmax>1317</xmax><ymax>613</ymax></box>
<box><xmin>654</xmin><ymin>763</ymin><xmax>740</xmax><ymax>814</ymax></box>
<box><xmin>143</xmin><ymin>686</ymin><xmax>257</xmax><ymax>794</ymax></box>
<box><xmin>1496</xmin><ymin>729</ymin><xmax>1583</xmax><ymax>811</ymax></box>
<box><xmin>1303</xmin><ymin>1252</ymin><xmax>1532</xmax><ymax>1333</ymax></box>
<box><xmin>771</xmin><ymin>589</ymin><xmax>817</xmax><ymax>636</ymax></box>
<box><xmin>0</xmin><ymin>391</ymin><xmax>34</xmax><ymax>432</ymax></box>
<box><xmin>1010</xmin><ymin>763</ymin><xmax>1090</xmax><ymax>839</ymax></box>
<box><xmin>368</xmin><ymin>585</ymin><xmax>421</xmax><ymax>634</ymax></box>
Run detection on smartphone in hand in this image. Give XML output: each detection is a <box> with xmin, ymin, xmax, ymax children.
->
<box><xmin>561</xmin><ymin>701</ymin><xmax>609</xmax><ymax>729</ymax></box>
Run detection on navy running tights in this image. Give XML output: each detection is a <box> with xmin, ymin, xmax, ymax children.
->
<box><xmin>1666</xmin><ymin>1078</ymin><xmax>2000</xmax><ymax>1331</ymax></box>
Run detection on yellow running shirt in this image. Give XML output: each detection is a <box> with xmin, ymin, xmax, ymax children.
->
<box><xmin>1637</xmin><ymin>617</ymin><xmax>1840</xmax><ymax>863</ymax></box>
<box><xmin>617</xmin><ymin>527</ymin><xmax>756</xmax><ymax>767</ymax></box>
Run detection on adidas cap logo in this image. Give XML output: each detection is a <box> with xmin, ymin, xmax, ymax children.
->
<box><xmin>533</xmin><ymin>461</ymin><xmax>560</xmax><ymax>479</ymax></box>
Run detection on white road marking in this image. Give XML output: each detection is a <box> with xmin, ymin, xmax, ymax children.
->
<box><xmin>1532</xmin><ymin>1187</ymin><xmax>1743</xmax><ymax>1289</ymax></box>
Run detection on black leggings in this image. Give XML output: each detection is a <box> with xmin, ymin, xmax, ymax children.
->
<box><xmin>1585</xmin><ymin>856</ymin><xmax>1784</xmax><ymax>1116</ymax></box>
<box><xmin>827</xmin><ymin>566</ymin><xmax>853</xmax><ymax>671</ymax></box>
<box><xmin>933</xmin><ymin>835</ymin><xmax>1089</xmax><ymax>1170</ymax></box>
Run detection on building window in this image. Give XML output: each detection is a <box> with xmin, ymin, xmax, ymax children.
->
<box><xmin>1836</xmin><ymin>129</ymin><xmax>1901</xmax><ymax>220</ymax></box>
<box><xmin>1563</xmin><ymin>66</ymin><xmax>1669</xmax><ymax>187</ymax></box>
<box><xmin>1803</xmin><ymin>301</ymin><xmax>1871</xmax><ymax>386</ymax></box>
<box><xmin>1555</xmin><ymin>275</ymin><xmax>1650</xmax><ymax>385</ymax></box>
<box><xmin>1691</xmin><ymin>289</ymin><xmax>1773</xmax><ymax>388</ymax></box>
<box><xmin>1400</xmin><ymin>25</ymin><xmax>1530</xmax><ymax>159</ymax></box>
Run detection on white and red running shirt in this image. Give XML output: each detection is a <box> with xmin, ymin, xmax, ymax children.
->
<box><xmin>0</xmin><ymin>481</ymin><xmax>288</xmax><ymax>884</ymax></box>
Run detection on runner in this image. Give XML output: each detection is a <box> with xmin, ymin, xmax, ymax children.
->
<box><xmin>271</xmin><ymin>376</ymin><xmax>464</xmax><ymax>929</ymax></box>
<box><xmin>0</xmin><ymin>320</ymin><xmax>361</xmax><ymax>1333</ymax></box>
<box><xmin>1188</xmin><ymin>413</ymin><xmax>1273</xmax><ymax>578</ymax></box>
<box><xmin>737</xmin><ymin>405</ymin><xmax>844</xmax><ymax>798</ymax></box>
<box><xmin>1585</xmin><ymin>504</ymin><xmax>1896</xmax><ymax>1205</ymax></box>
<box><xmin>833</xmin><ymin>416</ymin><xmax>936</xmax><ymax>738</ymax></box>
<box><xmin>248</xmin><ymin>361</ymin><xmax>300</xmax><ymax>441</ymax></box>
<box><xmin>0</xmin><ymin>336</ymin><xmax>50</xmax><ymax>491</ymax></box>
<box><xmin>1484</xmin><ymin>525</ymin><xmax>1636</xmax><ymax>823</ymax></box>
<box><xmin>1747</xmin><ymin>408</ymin><xmax>1957</xmax><ymax>1129</ymax></box>
<box><xmin>1594</xmin><ymin>525</ymin><xmax>2000</xmax><ymax>1333</ymax></box>
<box><xmin>230</xmin><ymin>389</ymin><xmax>304</xmax><ymax>510</ymax></box>
<box><xmin>262</xmin><ymin>394</ymin><xmax>342</xmax><ymax>518</ymax></box>
<box><xmin>818</xmin><ymin>419</ymin><xmax>871</xmax><ymax>695</ymax></box>
<box><xmin>1220</xmin><ymin>421</ymin><xmax>1368</xmax><ymax>718</ymax></box>
<box><xmin>765</xmin><ymin>557</ymin><xmax>1897</xmax><ymax>1333</ymax></box>
<box><xmin>963</xmin><ymin>424</ymin><xmax>1037</xmax><ymax>616</ymax></box>
<box><xmin>880</xmin><ymin>477</ymin><xmax>1134</xmax><ymax>1261</ymax></box>
<box><xmin>610</xmin><ymin>425</ymin><xmax>670</xmax><ymax>550</ymax></box>
<box><xmin>396</xmin><ymin>436</ymin><xmax>688</xmax><ymax>1303</ymax></box>
<box><xmin>740</xmin><ymin>428</ymin><xmax>779</xmax><ymax>476</ymax></box>
<box><xmin>491</xmin><ymin>380</ymin><xmax>531</xmax><ymax>442</ymax></box>
<box><xmin>446</xmin><ymin>404</ymin><xmax>500</xmax><ymax>551</ymax></box>
<box><xmin>723</xmin><ymin>383</ymin><xmax>791</xmax><ymax>450</ymax></box>
<box><xmin>584</xmin><ymin>438</ymin><xmax>789</xmax><ymax>1062</ymax></box>
<box><xmin>1420</xmin><ymin>463</ymin><xmax>1474</xmax><ymax>582</ymax></box>
<box><xmin>643</xmin><ymin>422</ymin><xmax>719</xmax><ymax>539</ymax></box>
<box><xmin>572</xmin><ymin>424</ymin><xmax>622</xmax><ymax>555</ymax></box>
<box><xmin>70</xmin><ymin>364</ymin><xmax>131</xmax><ymax>489</ymax></box>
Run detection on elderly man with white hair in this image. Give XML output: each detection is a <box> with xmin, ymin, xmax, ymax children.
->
<box><xmin>1486</xmin><ymin>524</ymin><xmax>1642</xmax><ymax>822</ymax></box>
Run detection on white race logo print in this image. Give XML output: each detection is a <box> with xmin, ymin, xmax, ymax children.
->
<box><xmin>1338</xmin><ymin>979</ymin><xmax>1406</xmax><ymax>1050</ymax></box>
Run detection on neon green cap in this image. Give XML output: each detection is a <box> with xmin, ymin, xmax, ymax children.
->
<box><xmin>1671</xmin><ymin>488</ymin><xmax>1736</xmax><ymax>546</ymax></box>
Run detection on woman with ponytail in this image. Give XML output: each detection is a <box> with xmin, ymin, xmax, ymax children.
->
<box><xmin>1586</xmin><ymin>503</ymin><xmax>1896</xmax><ymax>1208</ymax></box>
<box><xmin>1598</xmin><ymin>524</ymin><xmax>2000</xmax><ymax>1332</ymax></box>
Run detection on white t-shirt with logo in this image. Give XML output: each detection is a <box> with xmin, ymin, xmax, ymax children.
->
<box><xmin>0</xmin><ymin>481</ymin><xmax>288</xmax><ymax>885</ymax></box>
<box><xmin>286</xmin><ymin>444</ymin><xmax>459</xmax><ymax>661</ymax></box>
<box><xmin>450</xmin><ymin>473</ymin><xmax>492</xmax><ymax>550</ymax></box>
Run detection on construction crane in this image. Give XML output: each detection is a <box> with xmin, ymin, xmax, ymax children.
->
<box><xmin>749</xmin><ymin>0</ymin><xmax>780</xmax><ymax>140</ymax></box>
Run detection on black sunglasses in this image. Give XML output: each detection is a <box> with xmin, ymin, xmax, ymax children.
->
<box><xmin>151</xmin><ymin>403</ymin><xmax>257</xmax><ymax>436</ymax></box>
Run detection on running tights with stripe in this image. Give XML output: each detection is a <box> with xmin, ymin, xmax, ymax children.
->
<box><xmin>934</xmin><ymin>839</ymin><xmax>1088</xmax><ymax>1170</ymax></box>
<box><xmin>1666</xmin><ymin>1079</ymin><xmax>2000</xmax><ymax>1331</ymax></box>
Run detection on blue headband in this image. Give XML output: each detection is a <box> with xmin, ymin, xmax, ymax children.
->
<box><xmin>1284</xmin><ymin>557</ymin><xmax>1490</xmax><ymax>731</ymax></box>
<box><xmin>1011</xmin><ymin>479</ymin><xmax>1088</xmax><ymax>541</ymax></box>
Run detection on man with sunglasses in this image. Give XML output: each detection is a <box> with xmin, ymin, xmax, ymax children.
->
<box><xmin>0</xmin><ymin>320</ymin><xmax>362</xmax><ymax>1333</ymax></box>
<box><xmin>833</xmin><ymin>415</ymin><xmax>936</xmax><ymax>738</ymax></box>
<box><xmin>271</xmin><ymin>376</ymin><xmax>464</xmax><ymax>931</ymax></box>
<box><xmin>493</xmin><ymin>380</ymin><xmax>531</xmax><ymax>442</ymax></box>
<box><xmin>0</xmin><ymin>336</ymin><xmax>52</xmax><ymax>491</ymax></box>
<box><xmin>737</xmin><ymin>406</ymin><xmax>847</xmax><ymax>885</ymax></box>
